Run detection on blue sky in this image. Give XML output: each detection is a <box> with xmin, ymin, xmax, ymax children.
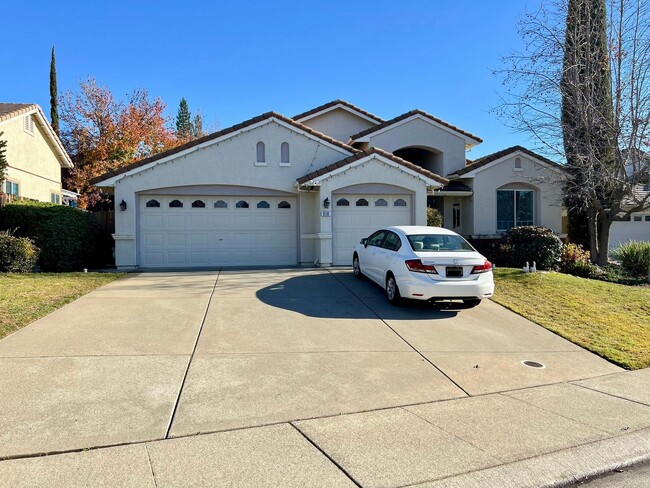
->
<box><xmin>1</xmin><ymin>0</ymin><xmax>544</xmax><ymax>158</ymax></box>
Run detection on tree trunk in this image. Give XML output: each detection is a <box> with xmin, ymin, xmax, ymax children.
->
<box><xmin>587</xmin><ymin>209</ymin><xmax>599</xmax><ymax>263</ymax></box>
<box><xmin>595</xmin><ymin>217</ymin><xmax>613</xmax><ymax>266</ymax></box>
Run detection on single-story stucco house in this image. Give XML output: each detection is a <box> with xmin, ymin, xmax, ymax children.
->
<box><xmin>93</xmin><ymin>100</ymin><xmax>566</xmax><ymax>269</ymax></box>
<box><xmin>0</xmin><ymin>103</ymin><xmax>73</xmax><ymax>204</ymax></box>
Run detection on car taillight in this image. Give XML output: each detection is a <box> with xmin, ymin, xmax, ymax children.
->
<box><xmin>405</xmin><ymin>259</ymin><xmax>438</xmax><ymax>274</ymax></box>
<box><xmin>471</xmin><ymin>260</ymin><xmax>493</xmax><ymax>274</ymax></box>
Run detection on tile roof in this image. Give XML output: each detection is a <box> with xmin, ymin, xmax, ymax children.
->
<box><xmin>0</xmin><ymin>103</ymin><xmax>38</xmax><ymax>123</ymax></box>
<box><xmin>437</xmin><ymin>181</ymin><xmax>473</xmax><ymax>192</ymax></box>
<box><xmin>293</xmin><ymin>99</ymin><xmax>385</xmax><ymax>123</ymax></box>
<box><xmin>296</xmin><ymin>147</ymin><xmax>448</xmax><ymax>186</ymax></box>
<box><xmin>91</xmin><ymin>111</ymin><xmax>359</xmax><ymax>185</ymax></box>
<box><xmin>350</xmin><ymin>109</ymin><xmax>483</xmax><ymax>143</ymax></box>
<box><xmin>450</xmin><ymin>145</ymin><xmax>564</xmax><ymax>177</ymax></box>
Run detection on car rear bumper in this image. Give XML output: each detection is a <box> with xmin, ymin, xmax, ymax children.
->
<box><xmin>397</xmin><ymin>271</ymin><xmax>495</xmax><ymax>301</ymax></box>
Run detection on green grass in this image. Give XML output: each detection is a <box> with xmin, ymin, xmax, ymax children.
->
<box><xmin>0</xmin><ymin>273</ymin><xmax>125</xmax><ymax>340</ymax></box>
<box><xmin>492</xmin><ymin>268</ymin><xmax>650</xmax><ymax>370</ymax></box>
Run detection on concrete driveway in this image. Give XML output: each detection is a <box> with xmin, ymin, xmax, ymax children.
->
<box><xmin>0</xmin><ymin>269</ymin><xmax>648</xmax><ymax>487</ymax></box>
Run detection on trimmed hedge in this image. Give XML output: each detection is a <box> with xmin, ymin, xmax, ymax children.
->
<box><xmin>427</xmin><ymin>207</ymin><xmax>443</xmax><ymax>227</ymax></box>
<box><xmin>500</xmin><ymin>226</ymin><xmax>564</xmax><ymax>270</ymax></box>
<box><xmin>0</xmin><ymin>230</ymin><xmax>40</xmax><ymax>272</ymax></box>
<box><xmin>0</xmin><ymin>201</ymin><xmax>97</xmax><ymax>272</ymax></box>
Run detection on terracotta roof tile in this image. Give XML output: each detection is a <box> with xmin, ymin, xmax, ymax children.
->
<box><xmin>297</xmin><ymin>147</ymin><xmax>448</xmax><ymax>186</ymax></box>
<box><xmin>451</xmin><ymin>145</ymin><xmax>564</xmax><ymax>177</ymax></box>
<box><xmin>293</xmin><ymin>99</ymin><xmax>385</xmax><ymax>123</ymax></box>
<box><xmin>350</xmin><ymin>109</ymin><xmax>483</xmax><ymax>143</ymax></box>
<box><xmin>0</xmin><ymin>103</ymin><xmax>37</xmax><ymax>123</ymax></box>
<box><xmin>91</xmin><ymin>112</ymin><xmax>358</xmax><ymax>185</ymax></box>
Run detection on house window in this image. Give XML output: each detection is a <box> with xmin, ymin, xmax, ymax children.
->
<box><xmin>336</xmin><ymin>198</ymin><xmax>349</xmax><ymax>207</ymax></box>
<box><xmin>278</xmin><ymin>200</ymin><xmax>291</xmax><ymax>209</ymax></box>
<box><xmin>280</xmin><ymin>142</ymin><xmax>290</xmax><ymax>165</ymax></box>
<box><xmin>192</xmin><ymin>200</ymin><xmax>205</xmax><ymax>208</ymax></box>
<box><xmin>236</xmin><ymin>200</ymin><xmax>249</xmax><ymax>208</ymax></box>
<box><xmin>515</xmin><ymin>157</ymin><xmax>522</xmax><ymax>169</ymax></box>
<box><xmin>257</xmin><ymin>200</ymin><xmax>270</xmax><ymax>209</ymax></box>
<box><xmin>23</xmin><ymin>115</ymin><xmax>34</xmax><ymax>135</ymax></box>
<box><xmin>375</xmin><ymin>198</ymin><xmax>388</xmax><ymax>207</ymax></box>
<box><xmin>356</xmin><ymin>198</ymin><xmax>369</xmax><ymax>207</ymax></box>
<box><xmin>5</xmin><ymin>180</ymin><xmax>19</xmax><ymax>197</ymax></box>
<box><xmin>169</xmin><ymin>199</ymin><xmax>183</xmax><ymax>208</ymax></box>
<box><xmin>51</xmin><ymin>193</ymin><xmax>61</xmax><ymax>205</ymax></box>
<box><xmin>633</xmin><ymin>215</ymin><xmax>642</xmax><ymax>222</ymax></box>
<box><xmin>214</xmin><ymin>200</ymin><xmax>228</xmax><ymax>208</ymax></box>
<box><xmin>146</xmin><ymin>199</ymin><xmax>160</xmax><ymax>208</ymax></box>
<box><xmin>394</xmin><ymin>198</ymin><xmax>407</xmax><ymax>207</ymax></box>
<box><xmin>497</xmin><ymin>189</ymin><xmax>534</xmax><ymax>231</ymax></box>
<box><xmin>256</xmin><ymin>141</ymin><xmax>265</xmax><ymax>163</ymax></box>
<box><xmin>645</xmin><ymin>215</ymin><xmax>650</xmax><ymax>222</ymax></box>
<box><xmin>452</xmin><ymin>204</ymin><xmax>461</xmax><ymax>228</ymax></box>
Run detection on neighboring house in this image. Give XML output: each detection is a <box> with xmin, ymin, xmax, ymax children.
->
<box><xmin>92</xmin><ymin>100</ymin><xmax>566</xmax><ymax>269</ymax></box>
<box><xmin>610</xmin><ymin>182</ymin><xmax>650</xmax><ymax>248</ymax></box>
<box><xmin>0</xmin><ymin>103</ymin><xmax>73</xmax><ymax>203</ymax></box>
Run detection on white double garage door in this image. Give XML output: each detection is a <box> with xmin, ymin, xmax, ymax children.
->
<box><xmin>138</xmin><ymin>193</ymin><xmax>412</xmax><ymax>268</ymax></box>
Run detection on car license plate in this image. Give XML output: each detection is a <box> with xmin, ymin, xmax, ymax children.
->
<box><xmin>446</xmin><ymin>266</ymin><xmax>463</xmax><ymax>278</ymax></box>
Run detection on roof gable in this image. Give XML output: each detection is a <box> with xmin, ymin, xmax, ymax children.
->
<box><xmin>450</xmin><ymin>146</ymin><xmax>564</xmax><ymax>177</ymax></box>
<box><xmin>0</xmin><ymin>103</ymin><xmax>72</xmax><ymax>168</ymax></box>
<box><xmin>297</xmin><ymin>147</ymin><xmax>448</xmax><ymax>187</ymax></box>
<box><xmin>293</xmin><ymin>99</ymin><xmax>384</xmax><ymax>125</ymax></box>
<box><xmin>92</xmin><ymin>112</ymin><xmax>358</xmax><ymax>186</ymax></box>
<box><xmin>350</xmin><ymin>109</ymin><xmax>483</xmax><ymax>145</ymax></box>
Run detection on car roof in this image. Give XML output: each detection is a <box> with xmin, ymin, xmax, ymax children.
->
<box><xmin>387</xmin><ymin>226</ymin><xmax>460</xmax><ymax>236</ymax></box>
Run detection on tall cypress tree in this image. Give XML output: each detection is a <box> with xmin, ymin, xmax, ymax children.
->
<box><xmin>0</xmin><ymin>133</ymin><xmax>8</xmax><ymax>192</ymax></box>
<box><xmin>175</xmin><ymin>98</ymin><xmax>193</xmax><ymax>139</ymax></box>
<box><xmin>50</xmin><ymin>47</ymin><xmax>59</xmax><ymax>135</ymax></box>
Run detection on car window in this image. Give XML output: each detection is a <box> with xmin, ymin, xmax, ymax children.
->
<box><xmin>367</xmin><ymin>231</ymin><xmax>387</xmax><ymax>248</ymax></box>
<box><xmin>383</xmin><ymin>232</ymin><xmax>401</xmax><ymax>251</ymax></box>
<box><xmin>407</xmin><ymin>234</ymin><xmax>475</xmax><ymax>252</ymax></box>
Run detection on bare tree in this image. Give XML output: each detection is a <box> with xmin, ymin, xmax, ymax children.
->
<box><xmin>496</xmin><ymin>0</ymin><xmax>650</xmax><ymax>265</ymax></box>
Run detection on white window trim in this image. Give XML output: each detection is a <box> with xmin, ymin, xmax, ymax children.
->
<box><xmin>254</xmin><ymin>162</ymin><xmax>268</xmax><ymax>167</ymax></box>
<box><xmin>279</xmin><ymin>162</ymin><xmax>292</xmax><ymax>167</ymax></box>
<box><xmin>496</xmin><ymin>188</ymin><xmax>535</xmax><ymax>232</ymax></box>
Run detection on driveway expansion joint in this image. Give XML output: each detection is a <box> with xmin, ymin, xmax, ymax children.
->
<box><xmin>571</xmin><ymin>381</ymin><xmax>650</xmax><ymax>408</ymax></box>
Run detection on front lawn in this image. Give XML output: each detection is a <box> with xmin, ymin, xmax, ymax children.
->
<box><xmin>0</xmin><ymin>273</ymin><xmax>125</xmax><ymax>340</ymax></box>
<box><xmin>492</xmin><ymin>268</ymin><xmax>650</xmax><ymax>370</ymax></box>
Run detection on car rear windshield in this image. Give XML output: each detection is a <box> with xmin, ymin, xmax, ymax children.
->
<box><xmin>407</xmin><ymin>234</ymin><xmax>476</xmax><ymax>252</ymax></box>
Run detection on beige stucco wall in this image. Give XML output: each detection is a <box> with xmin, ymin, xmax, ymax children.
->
<box><xmin>469</xmin><ymin>154</ymin><xmax>564</xmax><ymax>235</ymax></box>
<box><xmin>298</xmin><ymin>108</ymin><xmax>377</xmax><ymax>143</ymax></box>
<box><xmin>1</xmin><ymin>114</ymin><xmax>63</xmax><ymax>202</ymax></box>
<box><xmin>363</xmin><ymin>117</ymin><xmax>468</xmax><ymax>177</ymax></box>
<box><xmin>110</xmin><ymin>119</ymin><xmax>353</xmax><ymax>267</ymax></box>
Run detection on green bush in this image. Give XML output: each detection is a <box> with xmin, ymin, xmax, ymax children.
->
<box><xmin>427</xmin><ymin>207</ymin><xmax>443</xmax><ymax>227</ymax></box>
<box><xmin>559</xmin><ymin>243</ymin><xmax>602</xmax><ymax>278</ymax></box>
<box><xmin>0</xmin><ymin>201</ymin><xmax>97</xmax><ymax>272</ymax></box>
<box><xmin>0</xmin><ymin>230</ymin><xmax>40</xmax><ymax>272</ymax></box>
<box><xmin>500</xmin><ymin>226</ymin><xmax>563</xmax><ymax>270</ymax></box>
<box><xmin>611</xmin><ymin>241</ymin><xmax>650</xmax><ymax>277</ymax></box>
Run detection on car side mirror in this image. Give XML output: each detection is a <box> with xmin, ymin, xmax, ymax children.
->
<box><xmin>360</xmin><ymin>238</ymin><xmax>368</xmax><ymax>247</ymax></box>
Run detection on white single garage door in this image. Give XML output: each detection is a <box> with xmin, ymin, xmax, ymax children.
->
<box><xmin>332</xmin><ymin>194</ymin><xmax>412</xmax><ymax>265</ymax></box>
<box><xmin>139</xmin><ymin>195</ymin><xmax>297</xmax><ymax>267</ymax></box>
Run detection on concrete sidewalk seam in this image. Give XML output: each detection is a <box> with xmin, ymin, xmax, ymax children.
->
<box><xmin>144</xmin><ymin>443</ymin><xmax>159</xmax><ymax>488</ymax></box>
<box><xmin>164</xmin><ymin>269</ymin><xmax>221</xmax><ymax>439</ymax></box>
<box><xmin>571</xmin><ymin>381</ymin><xmax>650</xmax><ymax>408</ymax></box>
<box><xmin>327</xmin><ymin>270</ymin><xmax>471</xmax><ymax>397</ymax></box>
<box><xmin>289</xmin><ymin>422</ymin><xmax>363</xmax><ymax>488</ymax></box>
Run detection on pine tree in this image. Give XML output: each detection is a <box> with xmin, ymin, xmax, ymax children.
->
<box><xmin>50</xmin><ymin>47</ymin><xmax>59</xmax><ymax>135</ymax></box>
<box><xmin>175</xmin><ymin>98</ymin><xmax>193</xmax><ymax>139</ymax></box>
<box><xmin>192</xmin><ymin>113</ymin><xmax>204</xmax><ymax>138</ymax></box>
<box><xmin>0</xmin><ymin>133</ymin><xmax>8</xmax><ymax>192</ymax></box>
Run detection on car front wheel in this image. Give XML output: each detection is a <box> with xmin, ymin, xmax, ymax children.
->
<box><xmin>353</xmin><ymin>254</ymin><xmax>363</xmax><ymax>279</ymax></box>
<box><xmin>386</xmin><ymin>274</ymin><xmax>401</xmax><ymax>305</ymax></box>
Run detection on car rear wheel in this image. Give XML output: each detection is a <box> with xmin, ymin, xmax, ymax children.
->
<box><xmin>386</xmin><ymin>274</ymin><xmax>401</xmax><ymax>305</ymax></box>
<box><xmin>353</xmin><ymin>254</ymin><xmax>363</xmax><ymax>279</ymax></box>
<box><xmin>463</xmin><ymin>298</ymin><xmax>481</xmax><ymax>308</ymax></box>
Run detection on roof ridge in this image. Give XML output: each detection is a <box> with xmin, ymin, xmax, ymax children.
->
<box><xmin>452</xmin><ymin>145</ymin><xmax>563</xmax><ymax>177</ymax></box>
<box><xmin>293</xmin><ymin>99</ymin><xmax>385</xmax><ymax>123</ymax></box>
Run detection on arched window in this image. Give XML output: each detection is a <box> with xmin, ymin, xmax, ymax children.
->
<box><xmin>169</xmin><ymin>199</ymin><xmax>183</xmax><ymax>208</ymax></box>
<box><xmin>515</xmin><ymin>157</ymin><xmax>522</xmax><ymax>169</ymax></box>
<box><xmin>257</xmin><ymin>200</ymin><xmax>270</xmax><ymax>209</ymax></box>
<box><xmin>336</xmin><ymin>198</ymin><xmax>350</xmax><ymax>207</ymax></box>
<box><xmin>192</xmin><ymin>200</ymin><xmax>205</xmax><ymax>208</ymax></box>
<box><xmin>278</xmin><ymin>200</ymin><xmax>291</xmax><ymax>209</ymax></box>
<box><xmin>236</xmin><ymin>200</ymin><xmax>249</xmax><ymax>209</ymax></box>
<box><xmin>356</xmin><ymin>198</ymin><xmax>369</xmax><ymax>207</ymax></box>
<box><xmin>146</xmin><ymin>199</ymin><xmax>160</xmax><ymax>208</ymax></box>
<box><xmin>214</xmin><ymin>200</ymin><xmax>228</xmax><ymax>208</ymax></box>
<box><xmin>394</xmin><ymin>198</ymin><xmax>407</xmax><ymax>207</ymax></box>
<box><xmin>280</xmin><ymin>142</ymin><xmax>290</xmax><ymax>164</ymax></box>
<box><xmin>375</xmin><ymin>198</ymin><xmax>388</xmax><ymax>207</ymax></box>
<box><xmin>256</xmin><ymin>141</ymin><xmax>265</xmax><ymax>163</ymax></box>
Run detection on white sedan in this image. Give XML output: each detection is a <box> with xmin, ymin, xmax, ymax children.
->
<box><xmin>352</xmin><ymin>226</ymin><xmax>494</xmax><ymax>306</ymax></box>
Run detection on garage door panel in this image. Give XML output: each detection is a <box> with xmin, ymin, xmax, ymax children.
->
<box><xmin>139</xmin><ymin>195</ymin><xmax>297</xmax><ymax>267</ymax></box>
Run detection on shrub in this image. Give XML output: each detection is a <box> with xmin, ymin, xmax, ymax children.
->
<box><xmin>0</xmin><ymin>201</ymin><xmax>97</xmax><ymax>272</ymax></box>
<box><xmin>611</xmin><ymin>241</ymin><xmax>650</xmax><ymax>277</ymax></box>
<box><xmin>559</xmin><ymin>243</ymin><xmax>601</xmax><ymax>278</ymax></box>
<box><xmin>500</xmin><ymin>226</ymin><xmax>563</xmax><ymax>270</ymax></box>
<box><xmin>427</xmin><ymin>207</ymin><xmax>443</xmax><ymax>227</ymax></box>
<box><xmin>0</xmin><ymin>230</ymin><xmax>40</xmax><ymax>272</ymax></box>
